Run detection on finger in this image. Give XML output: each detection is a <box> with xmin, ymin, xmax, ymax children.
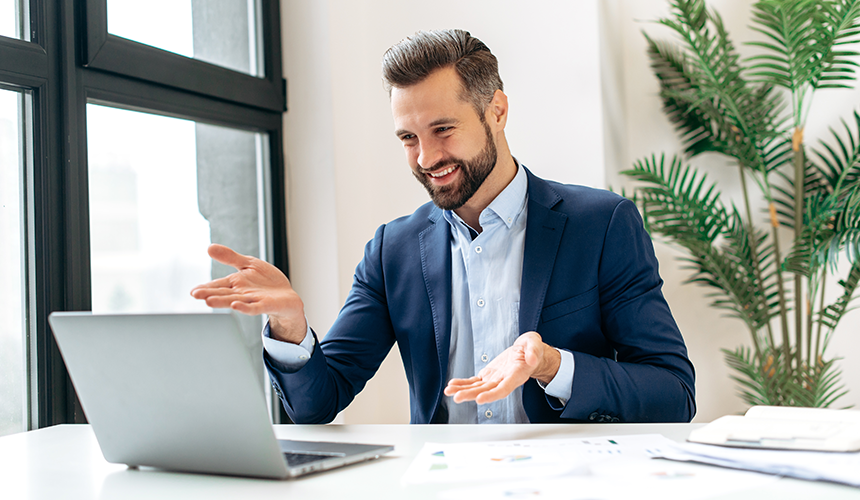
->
<box><xmin>451</xmin><ymin>380</ymin><xmax>500</xmax><ymax>403</ymax></box>
<box><xmin>474</xmin><ymin>380</ymin><xmax>520</xmax><ymax>405</ymax></box>
<box><xmin>202</xmin><ymin>294</ymin><xmax>254</xmax><ymax>309</ymax></box>
<box><xmin>190</xmin><ymin>286</ymin><xmax>241</xmax><ymax>299</ymax></box>
<box><xmin>230</xmin><ymin>300</ymin><xmax>262</xmax><ymax>315</ymax></box>
<box><xmin>208</xmin><ymin>243</ymin><xmax>254</xmax><ymax>270</ymax></box>
<box><xmin>444</xmin><ymin>380</ymin><xmax>484</xmax><ymax>397</ymax></box>
<box><xmin>230</xmin><ymin>296</ymin><xmax>278</xmax><ymax>316</ymax></box>
<box><xmin>444</xmin><ymin>378</ymin><xmax>488</xmax><ymax>397</ymax></box>
<box><xmin>445</xmin><ymin>376</ymin><xmax>481</xmax><ymax>388</ymax></box>
<box><xmin>445</xmin><ymin>377</ymin><xmax>488</xmax><ymax>392</ymax></box>
<box><xmin>191</xmin><ymin>275</ymin><xmax>238</xmax><ymax>295</ymax></box>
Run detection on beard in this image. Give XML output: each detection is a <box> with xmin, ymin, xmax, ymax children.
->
<box><xmin>412</xmin><ymin>120</ymin><xmax>498</xmax><ymax>211</ymax></box>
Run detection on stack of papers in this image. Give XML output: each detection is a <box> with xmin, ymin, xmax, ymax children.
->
<box><xmin>654</xmin><ymin>406</ymin><xmax>860</xmax><ymax>487</ymax></box>
<box><xmin>656</xmin><ymin>440</ymin><xmax>860</xmax><ymax>487</ymax></box>
<box><xmin>687</xmin><ymin>406</ymin><xmax>860</xmax><ymax>452</ymax></box>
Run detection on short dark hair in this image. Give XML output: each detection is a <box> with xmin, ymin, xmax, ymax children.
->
<box><xmin>382</xmin><ymin>29</ymin><xmax>504</xmax><ymax>115</ymax></box>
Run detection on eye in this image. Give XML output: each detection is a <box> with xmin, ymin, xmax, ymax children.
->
<box><xmin>435</xmin><ymin>126</ymin><xmax>452</xmax><ymax>134</ymax></box>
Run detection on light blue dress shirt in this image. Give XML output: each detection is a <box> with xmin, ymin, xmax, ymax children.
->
<box><xmin>263</xmin><ymin>163</ymin><xmax>574</xmax><ymax>423</ymax></box>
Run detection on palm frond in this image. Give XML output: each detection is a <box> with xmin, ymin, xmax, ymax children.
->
<box><xmin>812</xmin><ymin>110</ymin><xmax>860</xmax><ymax>193</ymax></box>
<box><xmin>622</xmin><ymin>155</ymin><xmax>728</xmax><ymax>244</ymax></box>
<box><xmin>747</xmin><ymin>0</ymin><xmax>860</xmax><ymax>93</ymax></box>
<box><xmin>723</xmin><ymin>346</ymin><xmax>794</xmax><ymax>405</ymax></box>
<box><xmin>747</xmin><ymin>0</ymin><xmax>825</xmax><ymax>92</ymax></box>
<box><xmin>658</xmin><ymin>0</ymin><xmax>784</xmax><ymax>175</ymax></box>
<box><xmin>645</xmin><ymin>34</ymin><xmax>728</xmax><ymax>157</ymax></box>
<box><xmin>724</xmin><ymin>345</ymin><xmax>846</xmax><ymax>407</ymax></box>
<box><xmin>818</xmin><ymin>261</ymin><xmax>860</xmax><ymax>332</ymax></box>
<box><xmin>783</xmin><ymin>190</ymin><xmax>839</xmax><ymax>275</ymax></box>
<box><xmin>797</xmin><ymin>356</ymin><xmax>850</xmax><ymax>407</ymax></box>
<box><xmin>814</xmin><ymin>0</ymin><xmax>860</xmax><ymax>89</ymax></box>
<box><xmin>772</xmin><ymin>146</ymin><xmax>828</xmax><ymax>228</ymax></box>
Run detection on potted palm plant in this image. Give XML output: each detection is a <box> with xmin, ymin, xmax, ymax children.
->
<box><xmin>623</xmin><ymin>0</ymin><xmax>860</xmax><ymax>407</ymax></box>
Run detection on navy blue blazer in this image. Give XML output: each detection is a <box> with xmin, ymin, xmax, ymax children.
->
<box><xmin>266</xmin><ymin>168</ymin><xmax>696</xmax><ymax>424</ymax></box>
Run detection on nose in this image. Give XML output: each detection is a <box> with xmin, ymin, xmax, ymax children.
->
<box><xmin>417</xmin><ymin>139</ymin><xmax>443</xmax><ymax>171</ymax></box>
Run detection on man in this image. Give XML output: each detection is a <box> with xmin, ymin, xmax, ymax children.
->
<box><xmin>191</xmin><ymin>29</ymin><xmax>695</xmax><ymax>424</ymax></box>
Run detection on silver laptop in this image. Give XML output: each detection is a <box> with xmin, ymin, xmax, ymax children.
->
<box><xmin>48</xmin><ymin>311</ymin><xmax>393</xmax><ymax>479</ymax></box>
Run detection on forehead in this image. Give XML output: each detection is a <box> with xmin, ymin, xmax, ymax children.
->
<box><xmin>390</xmin><ymin>67</ymin><xmax>474</xmax><ymax>129</ymax></box>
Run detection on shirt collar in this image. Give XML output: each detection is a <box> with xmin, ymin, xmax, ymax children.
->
<box><xmin>483</xmin><ymin>160</ymin><xmax>528</xmax><ymax>229</ymax></box>
<box><xmin>442</xmin><ymin>160</ymin><xmax>528</xmax><ymax>232</ymax></box>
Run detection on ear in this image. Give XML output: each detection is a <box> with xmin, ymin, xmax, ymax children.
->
<box><xmin>484</xmin><ymin>89</ymin><xmax>508</xmax><ymax>131</ymax></box>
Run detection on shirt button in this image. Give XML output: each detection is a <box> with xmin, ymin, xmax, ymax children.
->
<box><xmin>485</xmin><ymin>410</ymin><xmax>493</xmax><ymax>419</ymax></box>
<box><xmin>476</xmin><ymin>299</ymin><xmax>485</xmax><ymax>307</ymax></box>
<box><xmin>475</xmin><ymin>246</ymin><xmax>482</xmax><ymax>254</ymax></box>
<box><xmin>481</xmin><ymin>354</ymin><xmax>489</xmax><ymax>362</ymax></box>
<box><xmin>298</xmin><ymin>355</ymin><xmax>309</xmax><ymax>360</ymax></box>
<box><xmin>507</xmin><ymin>218</ymin><xmax>512</xmax><ymax>224</ymax></box>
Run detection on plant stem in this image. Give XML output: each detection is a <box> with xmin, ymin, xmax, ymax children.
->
<box><xmin>738</xmin><ymin>164</ymin><xmax>775</xmax><ymax>354</ymax></box>
<box><xmin>793</xmin><ymin>129</ymin><xmax>805</xmax><ymax>370</ymax></box>
<box><xmin>813</xmin><ymin>271</ymin><xmax>826</xmax><ymax>369</ymax></box>
<box><xmin>768</xmin><ymin>207</ymin><xmax>793</xmax><ymax>372</ymax></box>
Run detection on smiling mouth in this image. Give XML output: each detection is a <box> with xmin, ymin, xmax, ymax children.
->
<box><xmin>427</xmin><ymin>165</ymin><xmax>458</xmax><ymax>178</ymax></box>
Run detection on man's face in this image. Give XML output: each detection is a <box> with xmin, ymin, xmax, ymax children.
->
<box><xmin>391</xmin><ymin>67</ymin><xmax>498</xmax><ymax>210</ymax></box>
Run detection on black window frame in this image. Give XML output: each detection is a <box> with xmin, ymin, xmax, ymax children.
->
<box><xmin>0</xmin><ymin>0</ymin><xmax>290</xmax><ymax>429</ymax></box>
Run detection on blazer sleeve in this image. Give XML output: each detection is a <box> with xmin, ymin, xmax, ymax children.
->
<box><xmin>264</xmin><ymin>224</ymin><xmax>397</xmax><ymax>424</ymax></box>
<box><xmin>559</xmin><ymin>199</ymin><xmax>696</xmax><ymax>423</ymax></box>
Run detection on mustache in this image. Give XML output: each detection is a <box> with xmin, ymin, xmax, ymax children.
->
<box><xmin>418</xmin><ymin>158</ymin><xmax>462</xmax><ymax>175</ymax></box>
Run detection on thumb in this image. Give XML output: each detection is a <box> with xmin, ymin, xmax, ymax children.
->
<box><xmin>207</xmin><ymin>243</ymin><xmax>252</xmax><ymax>270</ymax></box>
<box><xmin>520</xmin><ymin>332</ymin><xmax>542</xmax><ymax>368</ymax></box>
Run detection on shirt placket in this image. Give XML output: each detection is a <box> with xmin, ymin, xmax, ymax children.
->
<box><xmin>468</xmin><ymin>217</ymin><xmax>501</xmax><ymax>423</ymax></box>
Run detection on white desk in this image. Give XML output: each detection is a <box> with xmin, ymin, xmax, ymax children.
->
<box><xmin>1</xmin><ymin>423</ymin><xmax>858</xmax><ymax>499</ymax></box>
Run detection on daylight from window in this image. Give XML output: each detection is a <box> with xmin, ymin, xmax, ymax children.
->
<box><xmin>0</xmin><ymin>89</ymin><xmax>26</xmax><ymax>437</ymax></box>
<box><xmin>106</xmin><ymin>0</ymin><xmax>193</xmax><ymax>57</ymax></box>
<box><xmin>106</xmin><ymin>0</ymin><xmax>262</xmax><ymax>76</ymax></box>
<box><xmin>87</xmin><ymin>105</ymin><xmax>212</xmax><ymax>314</ymax></box>
<box><xmin>0</xmin><ymin>0</ymin><xmax>21</xmax><ymax>40</ymax></box>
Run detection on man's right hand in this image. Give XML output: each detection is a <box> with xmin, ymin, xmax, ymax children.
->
<box><xmin>190</xmin><ymin>244</ymin><xmax>308</xmax><ymax>344</ymax></box>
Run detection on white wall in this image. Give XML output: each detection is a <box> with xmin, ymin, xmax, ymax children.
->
<box><xmin>281</xmin><ymin>0</ymin><xmax>860</xmax><ymax>424</ymax></box>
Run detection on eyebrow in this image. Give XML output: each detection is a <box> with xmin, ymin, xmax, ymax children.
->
<box><xmin>394</xmin><ymin>117</ymin><xmax>458</xmax><ymax>138</ymax></box>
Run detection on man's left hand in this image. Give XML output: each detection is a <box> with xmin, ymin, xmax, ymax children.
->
<box><xmin>444</xmin><ymin>331</ymin><xmax>561</xmax><ymax>405</ymax></box>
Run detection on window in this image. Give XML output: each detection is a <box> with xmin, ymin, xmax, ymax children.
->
<box><xmin>0</xmin><ymin>0</ymin><xmax>27</xmax><ymax>41</ymax></box>
<box><xmin>106</xmin><ymin>0</ymin><xmax>263</xmax><ymax>77</ymax></box>
<box><xmin>0</xmin><ymin>89</ymin><xmax>27</xmax><ymax>437</ymax></box>
<box><xmin>0</xmin><ymin>0</ymin><xmax>287</xmax><ymax>433</ymax></box>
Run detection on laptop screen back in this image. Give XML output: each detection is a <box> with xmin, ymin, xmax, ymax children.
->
<box><xmin>49</xmin><ymin>311</ymin><xmax>289</xmax><ymax>478</ymax></box>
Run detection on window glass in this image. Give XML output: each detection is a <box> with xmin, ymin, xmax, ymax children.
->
<box><xmin>86</xmin><ymin>104</ymin><xmax>270</xmax><ymax>381</ymax></box>
<box><xmin>0</xmin><ymin>88</ymin><xmax>27</xmax><ymax>437</ymax></box>
<box><xmin>106</xmin><ymin>0</ymin><xmax>263</xmax><ymax>77</ymax></box>
<box><xmin>0</xmin><ymin>0</ymin><xmax>27</xmax><ymax>40</ymax></box>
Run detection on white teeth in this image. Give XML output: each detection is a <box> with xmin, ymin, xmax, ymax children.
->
<box><xmin>429</xmin><ymin>166</ymin><xmax>457</xmax><ymax>178</ymax></box>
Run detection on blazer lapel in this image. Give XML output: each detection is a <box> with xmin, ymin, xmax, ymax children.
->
<box><xmin>520</xmin><ymin>170</ymin><xmax>567</xmax><ymax>333</ymax></box>
<box><xmin>418</xmin><ymin>209</ymin><xmax>452</xmax><ymax>398</ymax></box>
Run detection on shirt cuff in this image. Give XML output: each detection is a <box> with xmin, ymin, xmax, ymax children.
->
<box><xmin>261</xmin><ymin>319</ymin><xmax>315</xmax><ymax>371</ymax></box>
<box><xmin>538</xmin><ymin>348</ymin><xmax>574</xmax><ymax>406</ymax></box>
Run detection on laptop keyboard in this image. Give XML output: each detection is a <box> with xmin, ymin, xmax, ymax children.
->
<box><xmin>283</xmin><ymin>451</ymin><xmax>342</xmax><ymax>467</ymax></box>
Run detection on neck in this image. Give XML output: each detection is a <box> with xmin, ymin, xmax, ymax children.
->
<box><xmin>453</xmin><ymin>152</ymin><xmax>517</xmax><ymax>231</ymax></box>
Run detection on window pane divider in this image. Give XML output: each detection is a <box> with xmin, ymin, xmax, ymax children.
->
<box><xmin>82</xmin><ymin>0</ymin><xmax>283</xmax><ymax>112</ymax></box>
<box><xmin>0</xmin><ymin>37</ymin><xmax>48</xmax><ymax>79</ymax></box>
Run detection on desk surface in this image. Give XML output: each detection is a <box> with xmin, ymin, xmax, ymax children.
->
<box><xmin>1</xmin><ymin>423</ymin><xmax>858</xmax><ymax>499</ymax></box>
